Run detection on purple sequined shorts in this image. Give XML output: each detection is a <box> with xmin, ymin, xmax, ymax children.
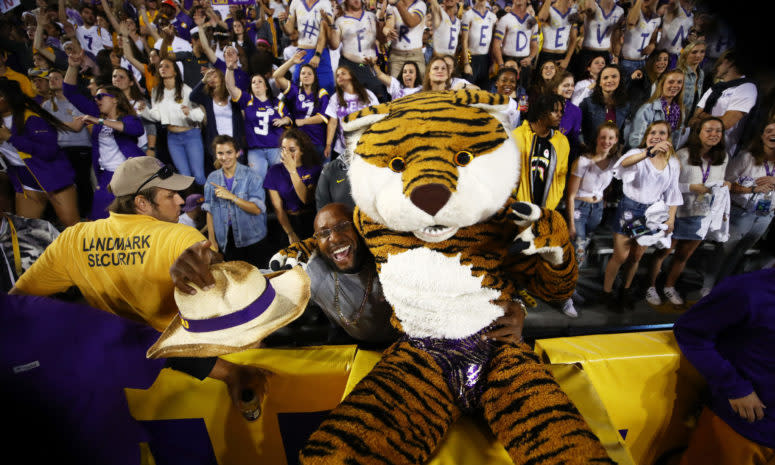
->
<box><xmin>405</xmin><ymin>329</ymin><xmax>497</xmax><ymax>413</ymax></box>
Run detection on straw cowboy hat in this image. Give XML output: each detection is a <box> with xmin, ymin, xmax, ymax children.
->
<box><xmin>147</xmin><ymin>261</ymin><xmax>310</xmax><ymax>359</ymax></box>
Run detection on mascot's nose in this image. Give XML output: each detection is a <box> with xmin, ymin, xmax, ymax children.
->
<box><xmin>410</xmin><ymin>184</ymin><xmax>451</xmax><ymax>216</ymax></box>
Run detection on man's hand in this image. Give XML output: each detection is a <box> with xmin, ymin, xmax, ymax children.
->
<box><xmin>170</xmin><ymin>240</ymin><xmax>223</xmax><ymax>295</ymax></box>
<box><xmin>209</xmin><ymin>358</ymin><xmax>273</xmax><ymax>421</ymax></box>
<box><xmin>308</xmin><ymin>54</ymin><xmax>320</xmax><ymax>68</ymax></box>
<box><xmin>729</xmin><ymin>391</ymin><xmax>767</xmax><ymax>422</ymax></box>
<box><xmin>483</xmin><ymin>300</ymin><xmax>526</xmax><ymax>344</ymax></box>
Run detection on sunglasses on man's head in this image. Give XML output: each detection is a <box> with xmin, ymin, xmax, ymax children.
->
<box><xmin>135</xmin><ymin>165</ymin><xmax>174</xmax><ymax>195</ymax></box>
<box><xmin>96</xmin><ymin>92</ymin><xmax>115</xmax><ymax>100</ymax></box>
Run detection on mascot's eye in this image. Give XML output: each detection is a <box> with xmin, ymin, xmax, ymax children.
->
<box><xmin>389</xmin><ymin>157</ymin><xmax>406</xmax><ymax>172</ymax></box>
<box><xmin>455</xmin><ymin>151</ymin><xmax>472</xmax><ymax>166</ymax></box>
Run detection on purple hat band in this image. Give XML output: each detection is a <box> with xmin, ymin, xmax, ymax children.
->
<box><xmin>179</xmin><ymin>281</ymin><xmax>276</xmax><ymax>333</ymax></box>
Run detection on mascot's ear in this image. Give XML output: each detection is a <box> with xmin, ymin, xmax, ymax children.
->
<box><xmin>341</xmin><ymin>102</ymin><xmax>390</xmax><ymax>159</ymax></box>
<box><xmin>452</xmin><ymin>89</ymin><xmax>512</xmax><ymax>127</ymax></box>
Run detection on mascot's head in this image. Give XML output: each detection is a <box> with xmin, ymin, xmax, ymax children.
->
<box><xmin>342</xmin><ymin>90</ymin><xmax>519</xmax><ymax>242</ymax></box>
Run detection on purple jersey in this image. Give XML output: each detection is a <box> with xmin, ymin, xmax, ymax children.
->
<box><xmin>284</xmin><ymin>83</ymin><xmax>330</xmax><ymax>146</ymax></box>
<box><xmin>263</xmin><ymin>163</ymin><xmax>322</xmax><ymax>213</ymax></box>
<box><xmin>238</xmin><ymin>93</ymin><xmax>286</xmax><ymax>149</ymax></box>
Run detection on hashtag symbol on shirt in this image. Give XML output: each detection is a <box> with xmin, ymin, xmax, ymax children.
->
<box><xmin>302</xmin><ymin>20</ymin><xmax>320</xmax><ymax>39</ymax></box>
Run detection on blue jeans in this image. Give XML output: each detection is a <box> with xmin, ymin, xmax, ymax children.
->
<box><xmin>704</xmin><ymin>205</ymin><xmax>774</xmax><ymax>288</ymax></box>
<box><xmin>167</xmin><ymin>127</ymin><xmax>205</xmax><ymax>185</ymax></box>
<box><xmin>293</xmin><ymin>48</ymin><xmax>334</xmax><ymax>96</ymax></box>
<box><xmin>620</xmin><ymin>58</ymin><xmax>645</xmax><ymax>78</ymax></box>
<box><xmin>573</xmin><ymin>199</ymin><xmax>604</xmax><ymax>265</ymax></box>
<box><xmin>247</xmin><ymin>147</ymin><xmax>281</xmax><ymax>182</ymax></box>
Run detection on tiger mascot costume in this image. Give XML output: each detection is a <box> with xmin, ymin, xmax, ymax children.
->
<box><xmin>276</xmin><ymin>90</ymin><xmax>613</xmax><ymax>465</ymax></box>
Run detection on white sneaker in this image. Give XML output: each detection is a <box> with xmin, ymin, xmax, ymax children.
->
<box><xmin>700</xmin><ymin>287</ymin><xmax>712</xmax><ymax>298</ymax></box>
<box><xmin>663</xmin><ymin>287</ymin><xmax>684</xmax><ymax>305</ymax></box>
<box><xmin>645</xmin><ymin>286</ymin><xmax>662</xmax><ymax>306</ymax></box>
<box><xmin>562</xmin><ymin>299</ymin><xmax>579</xmax><ymax>318</ymax></box>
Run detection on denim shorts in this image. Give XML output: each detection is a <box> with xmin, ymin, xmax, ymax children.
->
<box><xmin>673</xmin><ymin>215</ymin><xmax>704</xmax><ymax>240</ymax></box>
<box><xmin>611</xmin><ymin>196</ymin><xmax>650</xmax><ymax>235</ymax></box>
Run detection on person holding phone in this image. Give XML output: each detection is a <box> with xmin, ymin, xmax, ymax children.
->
<box><xmin>603</xmin><ymin>121</ymin><xmax>682</xmax><ymax>310</ymax></box>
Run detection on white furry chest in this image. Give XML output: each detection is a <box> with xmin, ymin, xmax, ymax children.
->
<box><xmin>378</xmin><ymin>248</ymin><xmax>503</xmax><ymax>339</ymax></box>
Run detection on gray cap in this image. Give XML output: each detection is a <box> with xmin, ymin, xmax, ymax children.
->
<box><xmin>109</xmin><ymin>157</ymin><xmax>193</xmax><ymax>197</ymax></box>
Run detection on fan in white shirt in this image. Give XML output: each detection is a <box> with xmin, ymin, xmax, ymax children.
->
<box><xmin>429</xmin><ymin>0</ymin><xmax>461</xmax><ymax>58</ymax></box>
<box><xmin>384</xmin><ymin>0</ymin><xmax>427</xmax><ymax>77</ymax></box>
<box><xmin>603</xmin><ymin>120</ymin><xmax>682</xmax><ymax>310</ymax></box>
<box><xmin>492</xmin><ymin>0</ymin><xmax>538</xmax><ymax>68</ymax></box>
<box><xmin>461</xmin><ymin>0</ymin><xmax>497</xmax><ymax>88</ymax></box>
<box><xmin>619</xmin><ymin>0</ymin><xmax>661</xmax><ymax>66</ymax></box>
<box><xmin>536</xmin><ymin>0</ymin><xmax>578</xmax><ymax>69</ymax></box>
<box><xmin>657</xmin><ymin>0</ymin><xmax>694</xmax><ymax>57</ymax></box>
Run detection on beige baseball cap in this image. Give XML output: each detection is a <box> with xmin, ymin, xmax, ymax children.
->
<box><xmin>109</xmin><ymin>157</ymin><xmax>194</xmax><ymax>197</ymax></box>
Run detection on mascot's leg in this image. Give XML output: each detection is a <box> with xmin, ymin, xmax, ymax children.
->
<box><xmin>481</xmin><ymin>342</ymin><xmax>615</xmax><ymax>465</ymax></box>
<box><xmin>300</xmin><ymin>340</ymin><xmax>462</xmax><ymax>465</ymax></box>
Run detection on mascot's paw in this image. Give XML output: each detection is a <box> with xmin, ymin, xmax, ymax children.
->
<box><xmin>268</xmin><ymin>237</ymin><xmax>318</xmax><ymax>271</ymax></box>
<box><xmin>269</xmin><ymin>251</ymin><xmax>299</xmax><ymax>271</ymax></box>
<box><xmin>508</xmin><ymin>202</ymin><xmax>569</xmax><ymax>267</ymax></box>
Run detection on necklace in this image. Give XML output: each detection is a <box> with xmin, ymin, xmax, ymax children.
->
<box><xmin>333</xmin><ymin>268</ymin><xmax>375</xmax><ymax>327</ymax></box>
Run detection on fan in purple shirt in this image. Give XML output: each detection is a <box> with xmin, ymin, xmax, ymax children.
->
<box><xmin>273</xmin><ymin>50</ymin><xmax>331</xmax><ymax>156</ymax></box>
<box><xmin>225</xmin><ymin>64</ymin><xmax>292</xmax><ymax>182</ymax></box>
<box><xmin>264</xmin><ymin>128</ymin><xmax>322</xmax><ymax>245</ymax></box>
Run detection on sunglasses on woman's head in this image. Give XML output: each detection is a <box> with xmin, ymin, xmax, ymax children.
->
<box><xmin>96</xmin><ymin>92</ymin><xmax>115</xmax><ymax>100</ymax></box>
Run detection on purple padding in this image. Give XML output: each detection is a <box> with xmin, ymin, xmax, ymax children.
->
<box><xmin>139</xmin><ymin>418</ymin><xmax>218</xmax><ymax>465</ymax></box>
<box><xmin>0</xmin><ymin>294</ymin><xmax>167</xmax><ymax>465</ymax></box>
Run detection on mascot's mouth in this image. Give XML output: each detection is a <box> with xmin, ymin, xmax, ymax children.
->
<box><xmin>412</xmin><ymin>225</ymin><xmax>458</xmax><ymax>243</ymax></box>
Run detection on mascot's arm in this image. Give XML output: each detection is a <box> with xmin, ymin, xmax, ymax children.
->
<box><xmin>269</xmin><ymin>237</ymin><xmax>318</xmax><ymax>270</ymax></box>
<box><xmin>506</xmin><ymin>202</ymin><xmax>578</xmax><ymax>302</ymax></box>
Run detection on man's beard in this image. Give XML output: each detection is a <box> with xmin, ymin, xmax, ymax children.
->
<box><xmin>320</xmin><ymin>238</ymin><xmax>368</xmax><ymax>274</ymax></box>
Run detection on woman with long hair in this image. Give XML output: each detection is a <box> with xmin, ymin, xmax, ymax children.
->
<box><xmin>421</xmin><ymin>55</ymin><xmax>453</xmax><ymax>92</ymax></box>
<box><xmin>571</xmin><ymin>54</ymin><xmax>606</xmax><ymax>106</ymax></box>
<box><xmin>627</xmin><ymin>49</ymin><xmax>670</xmax><ymax>112</ymax></box>
<box><xmin>225</xmin><ymin>65</ymin><xmax>290</xmax><ymax>182</ymax></box>
<box><xmin>579</xmin><ymin>64</ymin><xmax>631</xmax><ymax>146</ymax></box>
<box><xmin>645</xmin><ymin>117</ymin><xmax>728</xmax><ymax>306</ymax></box>
<box><xmin>111</xmin><ymin>67</ymin><xmax>153</xmax><ymax>155</ymax></box>
<box><xmin>550</xmin><ymin>70</ymin><xmax>582</xmax><ymax>160</ymax></box>
<box><xmin>703</xmin><ymin>119</ymin><xmax>775</xmax><ymax>295</ymax></box>
<box><xmin>191</xmin><ymin>65</ymin><xmax>246</xmax><ymax>166</ymax></box>
<box><xmin>626</xmin><ymin>69</ymin><xmax>686</xmax><ymax>149</ymax></box>
<box><xmin>273</xmin><ymin>50</ymin><xmax>330</xmax><ymax>157</ymax></box>
<box><xmin>204</xmin><ymin>135</ymin><xmax>269</xmax><ymax>267</ymax></box>
<box><xmin>603</xmin><ymin>121</ymin><xmax>682</xmax><ymax>310</ymax></box>
<box><xmin>563</xmin><ymin>121</ymin><xmax>621</xmax><ymax>317</ymax></box>
<box><xmin>64</xmin><ymin>55</ymin><xmax>146</xmax><ymax>219</ymax></box>
<box><xmin>42</xmin><ymin>69</ymin><xmax>94</xmax><ymax>216</ymax></box>
<box><xmin>0</xmin><ymin>79</ymin><xmax>79</xmax><ymax>226</ymax></box>
<box><xmin>138</xmin><ymin>57</ymin><xmax>206</xmax><ymax>185</ymax></box>
<box><xmin>369</xmin><ymin>59</ymin><xmax>422</xmax><ymax>100</ymax></box>
<box><xmin>677</xmin><ymin>40</ymin><xmax>706</xmax><ymax>125</ymax></box>
<box><xmin>528</xmin><ymin>59</ymin><xmax>557</xmax><ymax>102</ymax></box>
<box><xmin>324</xmin><ymin>65</ymin><xmax>378</xmax><ymax>160</ymax></box>
<box><xmin>264</xmin><ymin>128</ymin><xmax>322</xmax><ymax>244</ymax></box>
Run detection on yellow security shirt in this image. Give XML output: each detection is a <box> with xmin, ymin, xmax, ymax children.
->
<box><xmin>16</xmin><ymin>213</ymin><xmax>206</xmax><ymax>332</ymax></box>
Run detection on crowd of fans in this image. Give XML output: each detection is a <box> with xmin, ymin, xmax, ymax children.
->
<box><xmin>0</xmin><ymin>0</ymin><xmax>773</xmax><ymax>321</ymax></box>
<box><xmin>1</xmin><ymin>0</ymin><xmax>774</xmax><ymax>461</ymax></box>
